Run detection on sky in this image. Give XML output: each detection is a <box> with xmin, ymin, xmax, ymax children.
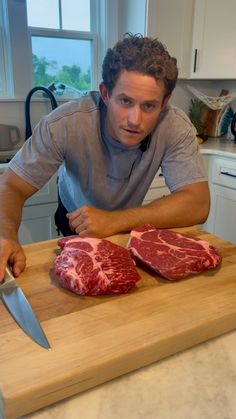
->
<box><xmin>32</xmin><ymin>37</ymin><xmax>91</xmax><ymax>74</ymax></box>
<box><xmin>27</xmin><ymin>0</ymin><xmax>91</xmax><ymax>74</ymax></box>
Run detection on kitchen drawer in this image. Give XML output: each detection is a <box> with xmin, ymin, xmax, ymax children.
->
<box><xmin>209</xmin><ymin>157</ymin><xmax>236</xmax><ymax>189</ymax></box>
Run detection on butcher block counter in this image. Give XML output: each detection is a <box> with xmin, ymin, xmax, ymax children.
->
<box><xmin>0</xmin><ymin>227</ymin><xmax>236</xmax><ymax>419</ymax></box>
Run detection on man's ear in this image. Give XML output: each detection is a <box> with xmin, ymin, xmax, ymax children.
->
<box><xmin>99</xmin><ymin>83</ymin><xmax>109</xmax><ymax>105</ymax></box>
<box><xmin>161</xmin><ymin>95</ymin><xmax>171</xmax><ymax>109</ymax></box>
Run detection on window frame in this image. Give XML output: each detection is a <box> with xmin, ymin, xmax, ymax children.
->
<box><xmin>0</xmin><ymin>0</ymin><xmax>119</xmax><ymax>100</ymax></box>
<box><xmin>28</xmin><ymin>0</ymin><xmax>99</xmax><ymax>90</ymax></box>
<box><xmin>0</xmin><ymin>0</ymin><xmax>13</xmax><ymax>98</ymax></box>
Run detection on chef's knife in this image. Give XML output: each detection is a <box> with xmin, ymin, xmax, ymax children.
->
<box><xmin>0</xmin><ymin>266</ymin><xmax>50</xmax><ymax>349</ymax></box>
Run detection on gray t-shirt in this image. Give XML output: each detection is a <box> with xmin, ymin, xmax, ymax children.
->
<box><xmin>9</xmin><ymin>91</ymin><xmax>207</xmax><ymax>211</ymax></box>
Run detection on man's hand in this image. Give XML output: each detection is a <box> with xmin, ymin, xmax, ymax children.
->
<box><xmin>66</xmin><ymin>181</ymin><xmax>210</xmax><ymax>239</ymax></box>
<box><xmin>0</xmin><ymin>238</ymin><xmax>26</xmax><ymax>282</ymax></box>
<box><xmin>66</xmin><ymin>205</ymin><xmax>119</xmax><ymax>238</ymax></box>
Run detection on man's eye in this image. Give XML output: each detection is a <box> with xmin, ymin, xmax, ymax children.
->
<box><xmin>142</xmin><ymin>103</ymin><xmax>155</xmax><ymax>111</ymax></box>
<box><xmin>120</xmin><ymin>98</ymin><xmax>131</xmax><ymax>105</ymax></box>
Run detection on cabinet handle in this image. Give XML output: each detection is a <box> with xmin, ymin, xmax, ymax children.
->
<box><xmin>221</xmin><ymin>170</ymin><xmax>236</xmax><ymax>179</ymax></box>
<box><xmin>193</xmin><ymin>49</ymin><xmax>198</xmax><ymax>72</ymax></box>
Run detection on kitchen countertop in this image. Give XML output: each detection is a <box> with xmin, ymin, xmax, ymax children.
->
<box><xmin>200</xmin><ymin>137</ymin><xmax>236</xmax><ymax>158</ymax></box>
<box><xmin>23</xmin><ymin>330</ymin><xmax>236</xmax><ymax>419</ymax></box>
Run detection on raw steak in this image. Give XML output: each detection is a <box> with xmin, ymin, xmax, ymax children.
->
<box><xmin>54</xmin><ymin>236</ymin><xmax>141</xmax><ymax>296</ymax></box>
<box><xmin>127</xmin><ymin>224</ymin><xmax>222</xmax><ymax>280</ymax></box>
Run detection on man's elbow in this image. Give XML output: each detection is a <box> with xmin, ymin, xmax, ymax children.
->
<box><xmin>196</xmin><ymin>193</ymin><xmax>211</xmax><ymax>224</ymax></box>
<box><xmin>198</xmin><ymin>205</ymin><xmax>210</xmax><ymax>224</ymax></box>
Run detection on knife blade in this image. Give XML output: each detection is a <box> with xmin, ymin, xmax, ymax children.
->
<box><xmin>0</xmin><ymin>266</ymin><xmax>50</xmax><ymax>349</ymax></box>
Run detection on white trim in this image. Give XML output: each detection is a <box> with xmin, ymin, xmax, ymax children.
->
<box><xmin>0</xmin><ymin>0</ymin><xmax>13</xmax><ymax>97</ymax></box>
<box><xmin>105</xmin><ymin>0</ymin><xmax>119</xmax><ymax>48</ymax></box>
<box><xmin>8</xmin><ymin>0</ymin><xmax>33</xmax><ymax>98</ymax></box>
<box><xmin>1</xmin><ymin>0</ymin><xmax>115</xmax><ymax>99</ymax></box>
<box><xmin>144</xmin><ymin>0</ymin><xmax>149</xmax><ymax>36</ymax></box>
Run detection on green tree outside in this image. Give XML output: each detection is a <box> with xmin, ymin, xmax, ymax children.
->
<box><xmin>32</xmin><ymin>54</ymin><xmax>91</xmax><ymax>92</ymax></box>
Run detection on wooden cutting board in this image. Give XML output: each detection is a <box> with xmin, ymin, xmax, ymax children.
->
<box><xmin>0</xmin><ymin>227</ymin><xmax>236</xmax><ymax>418</ymax></box>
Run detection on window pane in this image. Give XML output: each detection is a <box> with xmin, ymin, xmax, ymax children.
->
<box><xmin>26</xmin><ymin>0</ymin><xmax>59</xmax><ymax>29</ymax></box>
<box><xmin>31</xmin><ymin>36</ymin><xmax>91</xmax><ymax>92</ymax></box>
<box><xmin>61</xmin><ymin>0</ymin><xmax>90</xmax><ymax>31</ymax></box>
<box><xmin>0</xmin><ymin>0</ymin><xmax>12</xmax><ymax>97</ymax></box>
<box><xmin>0</xmin><ymin>27</ymin><xmax>4</xmax><ymax>95</ymax></box>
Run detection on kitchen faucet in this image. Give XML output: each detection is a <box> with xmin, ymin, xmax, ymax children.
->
<box><xmin>25</xmin><ymin>86</ymin><xmax>58</xmax><ymax>141</ymax></box>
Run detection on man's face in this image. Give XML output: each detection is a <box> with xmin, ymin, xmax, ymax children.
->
<box><xmin>100</xmin><ymin>70</ymin><xmax>169</xmax><ymax>147</ymax></box>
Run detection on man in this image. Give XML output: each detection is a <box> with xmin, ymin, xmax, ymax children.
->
<box><xmin>0</xmin><ymin>34</ymin><xmax>210</xmax><ymax>281</ymax></box>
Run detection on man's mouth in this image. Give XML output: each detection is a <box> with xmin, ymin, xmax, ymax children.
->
<box><xmin>123</xmin><ymin>127</ymin><xmax>141</xmax><ymax>134</ymax></box>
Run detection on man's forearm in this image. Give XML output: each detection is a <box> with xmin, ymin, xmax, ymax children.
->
<box><xmin>0</xmin><ymin>187</ymin><xmax>24</xmax><ymax>239</ymax></box>
<box><xmin>112</xmin><ymin>182</ymin><xmax>210</xmax><ymax>234</ymax></box>
<box><xmin>66</xmin><ymin>182</ymin><xmax>210</xmax><ymax>238</ymax></box>
<box><xmin>0</xmin><ymin>169</ymin><xmax>38</xmax><ymax>240</ymax></box>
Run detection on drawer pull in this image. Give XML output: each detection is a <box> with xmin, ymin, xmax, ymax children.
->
<box><xmin>220</xmin><ymin>170</ymin><xmax>236</xmax><ymax>179</ymax></box>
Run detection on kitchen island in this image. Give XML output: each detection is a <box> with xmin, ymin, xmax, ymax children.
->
<box><xmin>1</xmin><ymin>226</ymin><xmax>236</xmax><ymax>419</ymax></box>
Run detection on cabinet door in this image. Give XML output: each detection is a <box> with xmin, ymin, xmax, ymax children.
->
<box><xmin>143</xmin><ymin>171</ymin><xmax>170</xmax><ymax>205</ymax></box>
<box><xmin>19</xmin><ymin>203</ymin><xmax>60</xmax><ymax>244</ymax></box>
<box><xmin>24</xmin><ymin>173</ymin><xmax>58</xmax><ymax>206</ymax></box>
<box><xmin>191</xmin><ymin>0</ymin><xmax>236</xmax><ymax>78</ymax></box>
<box><xmin>146</xmin><ymin>0</ymin><xmax>194</xmax><ymax>78</ymax></box>
<box><xmin>203</xmin><ymin>183</ymin><xmax>236</xmax><ymax>244</ymax></box>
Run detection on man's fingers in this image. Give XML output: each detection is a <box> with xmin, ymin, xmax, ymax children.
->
<box><xmin>67</xmin><ymin>210</ymin><xmax>84</xmax><ymax>232</ymax></box>
<box><xmin>0</xmin><ymin>258</ymin><xmax>9</xmax><ymax>282</ymax></box>
<box><xmin>0</xmin><ymin>244</ymin><xmax>11</xmax><ymax>281</ymax></box>
<box><xmin>0</xmin><ymin>242</ymin><xmax>26</xmax><ymax>282</ymax></box>
<box><xmin>12</xmin><ymin>260</ymin><xmax>26</xmax><ymax>277</ymax></box>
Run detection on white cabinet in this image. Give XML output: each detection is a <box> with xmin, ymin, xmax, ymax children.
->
<box><xmin>203</xmin><ymin>156</ymin><xmax>236</xmax><ymax>243</ymax></box>
<box><xmin>191</xmin><ymin>0</ymin><xmax>236</xmax><ymax>79</ymax></box>
<box><xmin>146</xmin><ymin>0</ymin><xmax>236</xmax><ymax>79</ymax></box>
<box><xmin>146</xmin><ymin>0</ymin><xmax>194</xmax><ymax>78</ymax></box>
<box><xmin>18</xmin><ymin>173</ymin><xmax>60</xmax><ymax>244</ymax></box>
<box><xmin>143</xmin><ymin>170</ymin><xmax>170</xmax><ymax>204</ymax></box>
<box><xmin>205</xmin><ymin>183</ymin><xmax>236</xmax><ymax>243</ymax></box>
<box><xmin>19</xmin><ymin>202</ymin><xmax>59</xmax><ymax>244</ymax></box>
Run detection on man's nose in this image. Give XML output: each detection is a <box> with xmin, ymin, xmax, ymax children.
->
<box><xmin>127</xmin><ymin>106</ymin><xmax>142</xmax><ymax>127</ymax></box>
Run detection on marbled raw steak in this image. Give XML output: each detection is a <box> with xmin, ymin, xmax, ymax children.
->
<box><xmin>127</xmin><ymin>224</ymin><xmax>222</xmax><ymax>280</ymax></box>
<box><xmin>54</xmin><ymin>235</ymin><xmax>141</xmax><ymax>295</ymax></box>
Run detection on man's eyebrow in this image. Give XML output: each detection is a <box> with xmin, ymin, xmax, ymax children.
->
<box><xmin>116</xmin><ymin>94</ymin><xmax>159</xmax><ymax>104</ymax></box>
<box><xmin>142</xmin><ymin>99</ymin><xmax>160</xmax><ymax>105</ymax></box>
<box><xmin>116</xmin><ymin>93</ymin><xmax>131</xmax><ymax>98</ymax></box>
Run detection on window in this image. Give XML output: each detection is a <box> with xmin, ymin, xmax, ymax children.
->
<box><xmin>0</xmin><ymin>0</ymin><xmax>13</xmax><ymax>98</ymax></box>
<box><xmin>26</xmin><ymin>0</ymin><xmax>95</xmax><ymax>95</ymax></box>
<box><xmin>0</xmin><ymin>0</ymin><xmax>118</xmax><ymax>99</ymax></box>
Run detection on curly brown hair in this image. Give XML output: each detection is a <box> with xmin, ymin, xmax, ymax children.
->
<box><xmin>102</xmin><ymin>33</ymin><xmax>178</xmax><ymax>99</ymax></box>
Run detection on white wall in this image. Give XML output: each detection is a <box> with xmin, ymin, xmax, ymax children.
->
<box><xmin>0</xmin><ymin>99</ymin><xmax>64</xmax><ymax>146</ymax></box>
<box><xmin>171</xmin><ymin>80</ymin><xmax>236</xmax><ymax>114</ymax></box>
<box><xmin>118</xmin><ymin>0</ymin><xmax>147</xmax><ymax>37</ymax></box>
